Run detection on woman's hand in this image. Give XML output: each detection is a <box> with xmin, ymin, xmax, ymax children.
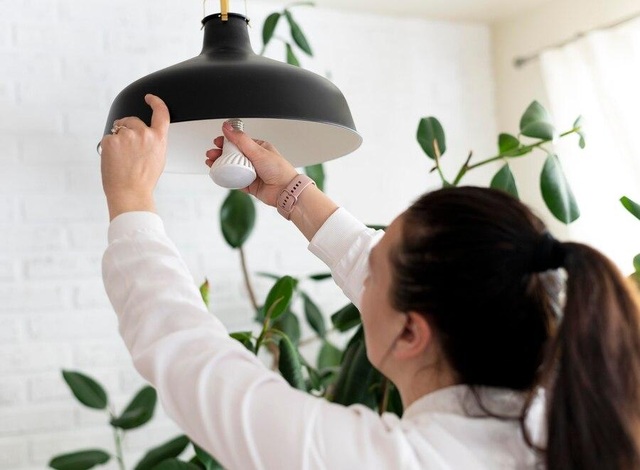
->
<box><xmin>100</xmin><ymin>94</ymin><xmax>170</xmax><ymax>221</ymax></box>
<box><xmin>205</xmin><ymin>124</ymin><xmax>298</xmax><ymax>207</ymax></box>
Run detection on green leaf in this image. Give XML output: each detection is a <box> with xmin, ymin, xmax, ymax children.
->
<box><xmin>263</xmin><ymin>276</ymin><xmax>296</xmax><ymax>321</ymax></box>
<box><xmin>49</xmin><ymin>450</ymin><xmax>110</xmax><ymax>470</ymax></box>
<box><xmin>521</xmin><ymin>121</ymin><xmax>556</xmax><ymax>140</ymax></box>
<box><xmin>302</xmin><ymin>293</ymin><xmax>326</xmax><ymax>338</ymax></box>
<box><xmin>284</xmin><ymin>10</ymin><xmax>313</xmax><ymax>56</ymax></box>
<box><xmin>366</xmin><ymin>224</ymin><xmax>387</xmax><ymax>231</ymax></box>
<box><xmin>62</xmin><ymin>371</ymin><xmax>108</xmax><ymax>410</ymax></box>
<box><xmin>254</xmin><ymin>304</ymin><xmax>266</xmax><ymax>323</ymax></box>
<box><xmin>306</xmin><ymin>365</ymin><xmax>338</xmax><ymax>391</ymax></box>
<box><xmin>330</xmin><ymin>327</ymin><xmax>380</xmax><ymax>408</ymax></box>
<box><xmin>110</xmin><ymin>386</ymin><xmax>157</xmax><ymax>430</ymax></box>
<box><xmin>189</xmin><ymin>456</ymin><xmax>206</xmax><ymax>470</ymax></box>
<box><xmin>573</xmin><ymin>115</ymin><xmax>586</xmax><ymax>148</ymax></box>
<box><xmin>220</xmin><ymin>190</ymin><xmax>256</xmax><ymax>248</ymax></box>
<box><xmin>620</xmin><ymin>196</ymin><xmax>640</xmax><ymax>221</ymax></box>
<box><xmin>498</xmin><ymin>133</ymin><xmax>519</xmax><ymax>153</ymax></box>
<box><xmin>416</xmin><ymin>117</ymin><xmax>446</xmax><ymax>160</ymax></box>
<box><xmin>520</xmin><ymin>101</ymin><xmax>556</xmax><ymax>140</ymax></box>
<box><xmin>152</xmin><ymin>459</ymin><xmax>201</xmax><ymax>470</ymax></box>
<box><xmin>273</xmin><ymin>311</ymin><xmax>301</xmax><ymax>345</ymax></box>
<box><xmin>262</xmin><ymin>12</ymin><xmax>281</xmax><ymax>48</ymax></box>
<box><xmin>386</xmin><ymin>383</ymin><xmax>404</xmax><ymax>416</ymax></box>
<box><xmin>317</xmin><ymin>341</ymin><xmax>342</xmax><ymax>369</ymax></box>
<box><xmin>540</xmin><ymin>154</ymin><xmax>580</xmax><ymax>224</ymax></box>
<box><xmin>285</xmin><ymin>43</ymin><xmax>300</xmax><ymax>67</ymax></box>
<box><xmin>304</xmin><ymin>163</ymin><xmax>325</xmax><ymax>191</ymax></box>
<box><xmin>634</xmin><ymin>254</ymin><xmax>640</xmax><ymax>273</ymax></box>
<box><xmin>578</xmin><ymin>134</ymin><xmax>586</xmax><ymax>149</ymax></box>
<box><xmin>134</xmin><ymin>435</ymin><xmax>190</xmax><ymax>470</ymax></box>
<box><xmin>306</xmin><ymin>366</ymin><xmax>323</xmax><ymax>391</ymax></box>
<box><xmin>330</xmin><ymin>303</ymin><xmax>361</xmax><ymax>332</ymax></box>
<box><xmin>278</xmin><ymin>334</ymin><xmax>306</xmax><ymax>390</ymax></box>
<box><xmin>193</xmin><ymin>444</ymin><xmax>224</xmax><ymax>470</ymax></box>
<box><xmin>230</xmin><ymin>331</ymin><xmax>254</xmax><ymax>352</ymax></box>
<box><xmin>308</xmin><ymin>272</ymin><xmax>332</xmax><ymax>281</ymax></box>
<box><xmin>199</xmin><ymin>279</ymin><xmax>210</xmax><ymax>308</ymax></box>
<box><xmin>573</xmin><ymin>115</ymin><xmax>584</xmax><ymax>129</ymax></box>
<box><xmin>490</xmin><ymin>164</ymin><xmax>519</xmax><ymax>199</ymax></box>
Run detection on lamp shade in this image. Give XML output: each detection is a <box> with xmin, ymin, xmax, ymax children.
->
<box><xmin>102</xmin><ymin>13</ymin><xmax>362</xmax><ymax>174</ymax></box>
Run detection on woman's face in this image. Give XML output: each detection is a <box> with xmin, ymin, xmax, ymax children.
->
<box><xmin>360</xmin><ymin>214</ymin><xmax>406</xmax><ymax>372</ymax></box>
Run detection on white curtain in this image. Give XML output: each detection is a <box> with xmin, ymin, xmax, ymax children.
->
<box><xmin>539</xmin><ymin>17</ymin><xmax>640</xmax><ymax>273</ymax></box>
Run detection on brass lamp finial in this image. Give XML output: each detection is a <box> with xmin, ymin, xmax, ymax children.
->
<box><xmin>221</xmin><ymin>0</ymin><xmax>229</xmax><ymax>21</ymax></box>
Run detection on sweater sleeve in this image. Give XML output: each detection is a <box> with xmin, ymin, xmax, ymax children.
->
<box><xmin>102</xmin><ymin>212</ymin><xmax>418</xmax><ymax>470</ymax></box>
<box><xmin>308</xmin><ymin>208</ymin><xmax>385</xmax><ymax>310</ymax></box>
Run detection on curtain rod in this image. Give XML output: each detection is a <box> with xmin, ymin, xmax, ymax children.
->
<box><xmin>513</xmin><ymin>10</ymin><xmax>640</xmax><ymax>69</ymax></box>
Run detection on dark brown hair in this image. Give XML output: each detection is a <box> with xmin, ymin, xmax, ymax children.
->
<box><xmin>390</xmin><ymin>186</ymin><xmax>640</xmax><ymax>469</ymax></box>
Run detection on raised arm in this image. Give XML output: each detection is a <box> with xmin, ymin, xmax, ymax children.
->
<box><xmin>99</xmin><ymin>98</ymin><xmax>419</xmax><ymax>469</ymax></box>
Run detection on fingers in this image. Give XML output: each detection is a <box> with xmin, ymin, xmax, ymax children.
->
<box><xmin>110</xmin><ymin>94</ymin><xmax>169</xmax><ymax>135</ymax></box>
<box><xmin>146</xmin><ymin>94</ymin><xmax>170</xmax><ymax>134</ymax></box>
<box><xmin>222</xmin><ymin>123</ymin><xmax>270</xmax><ymax>160</ymax></box>
<box><xmin>205</xmin><ymin>147</ymin><xmax>222</xmax><ymax>168</ymax></box>
<box><xmin>261</xmin><ymin>141</ymin><xmax>276</xmax><ymax>152</ymax></box>
<box><xmin>206</xmin><ymin>147</ymin><xmax>222</xmax><ymax>157</ymax></box>
<box><xmin>212</xmin><ymin>135</ymin><xmax>270</xmax><ymax>151</ymax></box>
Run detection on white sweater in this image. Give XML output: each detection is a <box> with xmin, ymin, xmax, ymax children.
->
<box><xmin>102</xmin><ymin>208</ymin><xmax>542</xmax><ymax>470</ymax></box>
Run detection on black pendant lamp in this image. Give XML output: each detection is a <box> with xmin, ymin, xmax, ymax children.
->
<box><xmin>102</xmin><ymin>8</ymin><xmax>362</xmax><ymax>175</ymax></box>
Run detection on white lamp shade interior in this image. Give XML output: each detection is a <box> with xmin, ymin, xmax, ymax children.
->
<box><xmin>166</xmin><ymin>118</ymin><xmax>363</xmax><ymax>174</ymax></box>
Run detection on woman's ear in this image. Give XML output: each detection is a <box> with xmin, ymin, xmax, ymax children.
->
<box><xmin>392</xmin><ymin>311</ymin><xmax>432</xmax><ymax>360</ymax></box>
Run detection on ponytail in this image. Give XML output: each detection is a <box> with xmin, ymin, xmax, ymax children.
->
<box><xmin>392</xmin><ymin>186</ymin><xmax>640</xmax><ymax>468</ymax></box>
<box><xmin>544</xmin><ymin>243</ymin><xmax>640</xmax><ymax>470</ymax></box>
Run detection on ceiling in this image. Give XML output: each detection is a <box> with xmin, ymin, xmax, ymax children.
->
<box><xmin>263</xmin><ymin>0</ymin><xmax>553</xmax><ymax>23</ymax></box>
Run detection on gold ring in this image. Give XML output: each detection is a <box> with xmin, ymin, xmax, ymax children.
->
<box><xmin>111</xmin><ymin>124</ymin><xmax>128</xmax><ymax>135</ymax></box>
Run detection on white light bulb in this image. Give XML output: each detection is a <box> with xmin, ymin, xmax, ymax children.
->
<box><xmin>209</xmin><ymin>119</ymin><xmax>257</xmax><ymax>189</ymax></box>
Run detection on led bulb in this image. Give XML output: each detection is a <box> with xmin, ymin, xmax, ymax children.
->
<box><xmin>209</xmin><ymin>119</ymin><xmax>257</xmax><ymax>189</ymax></box>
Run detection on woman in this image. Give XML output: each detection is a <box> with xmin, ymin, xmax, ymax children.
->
<box><xmin>101</xmin><ymin>95</ymin><xmax>640</xmax><ymax>469</ymax></box>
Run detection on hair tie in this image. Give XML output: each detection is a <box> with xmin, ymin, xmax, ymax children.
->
<box><xmin>530</xmin><ymin>232</ymin><xmax>566</xmax><ymax>272</ymax></box>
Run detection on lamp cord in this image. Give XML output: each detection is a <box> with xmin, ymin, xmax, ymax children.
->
<box><xmin>202</xmin><ymin>0</ymin><xmax>249</xmax><ymax>21</ymax></box>
<box><xmin>220</xmin><ymin>0</ymin><xmax>229</xmax><ymax>20</ymax></box>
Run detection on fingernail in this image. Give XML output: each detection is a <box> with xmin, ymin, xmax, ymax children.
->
<box><xmin>223</xmin><ymin>121</ymin><xmax>233</xmax><ymax>131</ymax></box>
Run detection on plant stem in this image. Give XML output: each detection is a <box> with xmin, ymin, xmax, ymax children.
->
<box><xmin>255</xmin><ymin>298</ymin><xmax>281</xmax><ymax>354</ymax></box>
<box><xmin>239</xmin><ymin>246</ymin><xmax>259</xmax><ymax>312</ymax></box>
<box><xmin>432</xmin><ymin>139</ymin><xmax>450</xmax><ymax>186</ymax></box>
<box><xmin>238</xmin><ymin>246</ymin><xmax>280</xmax><ymax>367</ymax></box>
<box><xmin>108</xmin><ymin>410</ymin><xmax>125</xmax><ymax>470</ymax></box>
<box><xmin>451</xmin><ymin>151</ymin><xmax>473</xmax><ymax>187</ymax></box>
<box><xmin>451</xmin><ymin>128</ymin><xmax>580</xmax><ymax>186</ymax></box>
<box><xmin>378</xmin><ymin>378</ymin><xmax>390</xmax><ymax>416</ymax></box>
<box><xmin>114</xmin><ymin>429</ymin><xmax>125</xmax><ymax>470</ymax></box>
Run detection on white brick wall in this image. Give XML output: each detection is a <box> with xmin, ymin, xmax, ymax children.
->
<box><xmin>1</xmin><ymin>0</ymin><xmax>497</xmax><ymax>468</ymax></box>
